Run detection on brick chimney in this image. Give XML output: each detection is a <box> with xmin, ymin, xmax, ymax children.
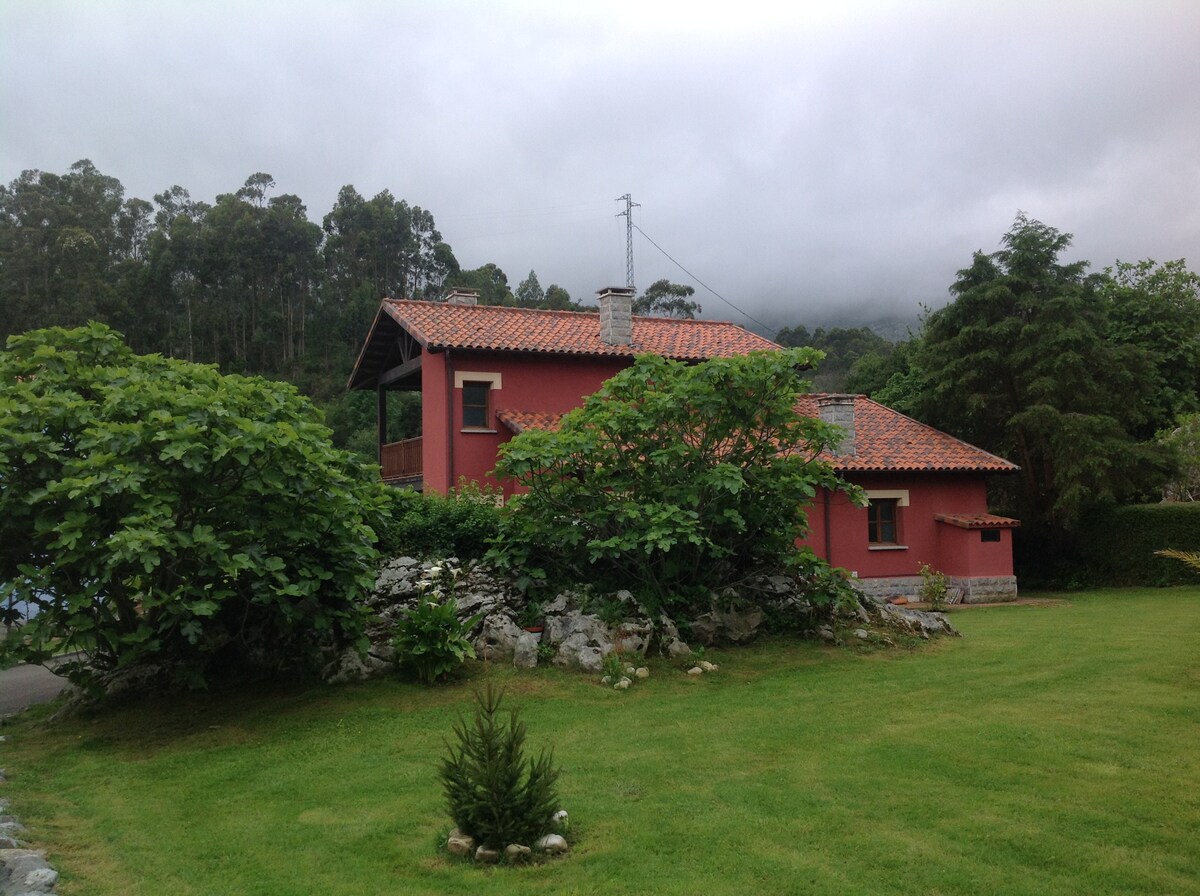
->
<box><xmin>598</xmin><ymin>286</ymin><xmax>635</xmax><ymax>346</ymax></box>
<box><xmin>816</xmin><ymin>394</ymin><xmax>857</xmax><ymax>456</ymax></box>
<box><xmin>444</xmin><ymin>287</ymin><xmax>479</xmax><ymax>306</ymax></box>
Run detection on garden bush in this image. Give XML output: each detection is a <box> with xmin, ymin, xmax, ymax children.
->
<box><xmin>392</xmin><ymin>568</ymin><xmax>482</xmax><ymax>683</ymax></box>
<box><xmin>490</xmin><ymin>349</ymin><xmax>854</xmax><ymax>615</ymax></box>
<box><xmin>375</xmin><ymin>481</ymin><xmax>501</xmax><ymax>560</ymax></box>
<box><xmin>0</xmin><ymin>323</ymin><xmax>388</xmax><ymax>690</ymax></box>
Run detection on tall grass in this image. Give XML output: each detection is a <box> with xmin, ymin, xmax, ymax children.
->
<box><xmin>2</xmin><ymin>588</ymin><xmax>1198</xmax><ymax>895</ymax></box>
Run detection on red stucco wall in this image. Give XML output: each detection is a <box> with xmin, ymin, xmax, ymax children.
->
<box><xmin>802</xmin><ymin>473</ymin><xmax>1014</xmax><ymax>579</ymax></box>
<box><xmin>416</xmin><ymin>350</ymin><xmax>1015</xmax><ymax>583</ymax></box>
<box><xmin>424</xmin><ymin>348</ymin><xmax>628</xmax><ymax>494</ymax></box>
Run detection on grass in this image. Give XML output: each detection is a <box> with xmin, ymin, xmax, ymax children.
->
<box><xmin>2</xmin><ymin>587</ymin><xmax>1199</xmax><ymax>895</ymax></box>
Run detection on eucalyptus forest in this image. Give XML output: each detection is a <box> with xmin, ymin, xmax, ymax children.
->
<box><xmin>0</xmin><ymin>161</ymin><xmax>579</xmax><ymax>456</ymax></box>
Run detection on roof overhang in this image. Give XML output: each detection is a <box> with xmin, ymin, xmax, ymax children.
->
<box><xmin>347</xmin><ymin>306</ymin><xmax>425</xmax><ymax>391</ymax></box>
<box><xmin>934</xmin><ymin>512</ymin><xmax>1021</xmax><ymax>529</ymax></box>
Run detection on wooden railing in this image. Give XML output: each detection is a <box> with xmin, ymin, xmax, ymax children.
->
<box><xmin>380</xmin><ymin>436</ymin><xmax>422</xmax><ymax>481</ymax></box>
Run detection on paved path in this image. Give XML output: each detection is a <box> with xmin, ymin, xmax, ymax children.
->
<box><xmin>0</xmin><ymin>663</ymin><xmax>68</xmax><ymax>717</ymax></box>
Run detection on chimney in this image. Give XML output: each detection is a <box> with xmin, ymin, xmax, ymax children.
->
<box><xmin>444</xmin><ymin>287</ymin><xmax>479</xmax><ymax>306</ymax></box>
<box><xmin>598</xmin><ymin>286</ymin><xmax>635</xmax><ymax>346</ymax></box>
<box><xmin>816</xmin><ymin>394</ymin><xmax>857</xmax><ymax>456</ymax></box>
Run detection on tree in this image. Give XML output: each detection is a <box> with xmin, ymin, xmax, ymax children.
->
<box><xmin>322</xmin><ymin>186</ymin><xmax>456</xmax><ymax>301</ymax></box>
<box><xmin>0</xmin><ymin>323</ymin><xmax>386</xmax><ymax>691</ymax></box>
<box><xmin>490</xmin><ymin>349</ymin><xmax>849</xmax><ymax>612</ymax></box>
<box><xmin>450</xmin><ymin>263</ymin><xmax>513</xmax><ymax>306</ymax></box>
<box><xmin>914</xmin><ymin>214</ymin><xmax>1166</xmax><ymax>534</ymax></box>
<box><xmin>776</xmin><ymin>324</ymin><xmax>894</xmax><ymax>391</ymax></box>
<box><xmin>845</xmin><ymin>339</ymin><xmax>923</xmax><ymax>416</ymax></box>
<box><xmin>632</xmin><ymin>279</ymin><xmax>701</xmax><ymax>318</ymax></box>
<box><xmin>441</xmin><ymin>684</ymin><xmax>561</xmax><ymax>850</ymax></box>
<box><xmin>543</xmin><ymin>284</ymin><xmax>575</xmax><ymax>310</ymax></box>
<box><xmin>1099</xmin><ymin>259</ymin><xmax>1200</xmax><ymax>439</ymax></box>
<box><xmin>515</xmin><ymin>269</ymin><xmax>545</xmax><ymax>308</ymax></box>
<box><xmin>1158</xmin><ymin>414</ymin><xmax>1200</xmax><ymax>502</ymax></box>
<box><xmin>0</xmin><ymin>160</ymin><xmax>130</xmax><ymax>339</ymax></box>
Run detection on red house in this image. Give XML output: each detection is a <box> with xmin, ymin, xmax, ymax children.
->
<box><xmin>349</xmin><ymin>287</ymin><xmax>1019</xmax><ymax>602</ymax></box>
<box><xmin>797</xmin><ymin>394</ymin><xmax>1019</xmax><ymax>602</ymax></box>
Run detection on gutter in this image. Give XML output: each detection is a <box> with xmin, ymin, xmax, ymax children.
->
<box><xmin>823</xmin><ymin>488</ymin><xmax>832</xmax><ymax>564</ymax></box>
<box><xmin>445</xmin><ymin>348</ymin><xmax>455</xmax><ymax>490</ymax></box>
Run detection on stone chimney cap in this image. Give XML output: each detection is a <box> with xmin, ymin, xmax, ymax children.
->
<box><xmin>597</xmin><ymin>286</ymin><xmax>636</xmax><ymax>299</ymax></box>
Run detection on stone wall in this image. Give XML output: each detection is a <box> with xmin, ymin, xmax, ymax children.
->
<box><xmin>851</xmin><ymin>574</ymin><xmax>1018</xmax><ymax>604</ymax></box>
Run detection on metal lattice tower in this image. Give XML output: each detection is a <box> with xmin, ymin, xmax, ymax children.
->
<box><xmin>615</xmin><ymin>193</ymin><xmax>640</xmax><ymax>290</ymax></box>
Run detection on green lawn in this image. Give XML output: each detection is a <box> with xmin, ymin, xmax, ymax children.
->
<box><xmin>3</xmin><ymin>588</ymin><xmax>1199</xmax><ymax>895</ymax></box>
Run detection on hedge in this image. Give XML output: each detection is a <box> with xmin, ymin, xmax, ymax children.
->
<box><xmin>1075</xmin><ymin>503</ymin><xmax>1200</xmax><ymax>587</ymax></box>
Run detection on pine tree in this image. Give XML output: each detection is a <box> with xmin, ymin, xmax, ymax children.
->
<box><xmin>440</xmin><ymin>685</ymin><xmax>561</xmax><ymax>848</ymax></box>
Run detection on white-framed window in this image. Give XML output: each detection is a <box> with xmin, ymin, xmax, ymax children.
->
<box><xmin>454</xmin><ymin>371</ymin><xmax>502</xmax><ymax>431</ymax></box>
<box><xmin>865</xmin><ymin>489</ymin><xmax>909</xmax><ymax>549</ymax></box>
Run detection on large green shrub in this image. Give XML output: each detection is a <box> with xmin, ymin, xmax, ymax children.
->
<box><xmin>376</xmin><ymin>481</ymin><xmax>501</xmax><ymax>560</ymax></box>
<box><xmin>393</xmin><ymin>568</ymin><xmax>482</xmax><ymax>683</ymax></box>
<box><xmin>0</xmin><ymin>323</ymin><xmax>388</xmax><ymax>690</ymax></box>
<box><xmin>441</xmin><ymin>685</ymin><xmax>561</xmax><ymax>850</ymax></box>
<box><xmin>490</xmin><ymin>350</ymin><xmax>852</xmax><ymax>613</ymax></box>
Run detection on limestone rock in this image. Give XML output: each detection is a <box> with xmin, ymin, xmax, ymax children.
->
<box><xmin>475</xmin><ymin>844</ymin><xmax>501</xmax><ymax>864</ymax></box>
<box><xmin>551</xmin><ymin>809</ymin><xmax>569</xmax><ymax>828</ymax></box>
<box><xmin>504</xmin><ymin>843</ymin><xmax>532</xmax><ymax>863</ymax></box>
<box><xmin>687</xmin><ymin>666</ymin><xmax>703</xmax><ymax>676</ymax></box>
<box><xmin>614</xmin><ymin>677</ymin><xmax>631</xmax><ymax>690</ymax></box>
<box><xmin>854</xmin><ymin>628</ymin><xmax>870</xmax><ymax>640</ymax></box>
<box><xmin>634</xmin><ymin>667</ymin><xmax>650</xmax><ymax>679</ymax></box>
<box><xmin>474</xmin><ymin>613</ymin><xmax>525</xmax><ymax>662</ymax></box>
<box><xmin>0</xmin><ymin>849</ymin><xmax>57</xmax><ymax>892</ymax></box>
<box><xmin>512</xmin><ymin>631</ymin><xmax>540</xmax><ymax>669</ymax></box>
<box><xmin>612</xmin><ymin>619</ymin><xmax>653</xmax><ymax>655</ymax></box>
<box><xmin>699</xmin><ymin>660</ymin><xmax>717</xmax><ymax>672</ymax></box>
<box><xmin>689</xmin><ymin>605</ymin><xmax>764</xmax><ymax>646</ymax></box>
<box><xmin>447</xmin><ymin>828</ymin><xmax>475</xmax><ymax>857</ymax></box>
<box><xmin>535</xmin><ymin>833</ymin><xmax>569</xmax><ymax>854</ymax></box>
<box><xmin>548</xmin><ymin>611</ymin><xmax>615</xmax><ymax>672</ymax></box>
<box><xmin>656</xmin><ymin>615</ymin><xmax>692</xmax><ymax>658</ymax></box>
<box><xmin>881</xmin><ymin>604</ymin><xmax>960</xmax><ymax>638</ymax></box>
<box><xmin>323</xmin><ymin>647</ymin><xmax>389</xmax><ymax>683</ymax></box>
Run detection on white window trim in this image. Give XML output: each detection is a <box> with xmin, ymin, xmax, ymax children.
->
<box><xmin>866</xmin><ymin>490</ymin><xmax>909</xmax><ymax>549</ymax></box>
<box><xmin>454</xmin><ymin>371</ymin><xmax>502</xmax><ymax>389</ymax></box>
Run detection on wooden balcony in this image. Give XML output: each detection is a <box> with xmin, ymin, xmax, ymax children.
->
<box><xmin>380</xmin><ymin>436</ymin><xmax>422</xmax><ymax>485</ymax></box>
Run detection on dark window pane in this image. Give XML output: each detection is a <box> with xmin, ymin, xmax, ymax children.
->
<box><xmin>462</xmin><ymin>382</ymin><xmax>489</xmax><ymax>428</ymax></box>
<box><xmin>868</xmin><ymin>499</ymin><xmax>900</xmax><ymax>544</ymax></box>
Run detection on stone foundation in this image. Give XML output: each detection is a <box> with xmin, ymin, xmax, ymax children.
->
<box><xmin>852</xmin><ymin>574</ymin><xmax>1018</xmax><ymax>604</ymax></box>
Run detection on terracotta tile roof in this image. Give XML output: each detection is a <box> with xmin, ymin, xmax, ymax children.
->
<box><xmin>497</xmin><ymin>409</ymin><xmax>564</xmax><ymax>434</ymax></box>
<box><xmin>794</xmin><ymin>394</ymin><xmax>1019</xmax><ymax>473</ymax></box>
<box><xmin>935</xmin><ymin>512</ymin><xmax>1021</xmax><ymax>529</ymax></box>
<box><xmin>500</xmin><ymin>395</ymin><xmax>1016</xmax><ymax>475</ymax></box>
<box><xmin>379</xmin><ymin>299</ymin><xmax>778</xmax><ymax>359</ymax></box>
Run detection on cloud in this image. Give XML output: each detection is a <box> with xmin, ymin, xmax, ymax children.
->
<box><xmin>3</xmin><ymin>0</ymin><xmax>1198</xmax><ymax>328</ymax></box>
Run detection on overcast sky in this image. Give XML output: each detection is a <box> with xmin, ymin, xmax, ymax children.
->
<box><xmin>3</xmin><ymin>0</ymin><xmax>1198</xmax><ymax>330</ymax></box>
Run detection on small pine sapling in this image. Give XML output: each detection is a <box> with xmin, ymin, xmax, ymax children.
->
<box><xmin>440</xmin><ymin>684</ymin><xmax>561</xmax><ymax>850</ymax></box>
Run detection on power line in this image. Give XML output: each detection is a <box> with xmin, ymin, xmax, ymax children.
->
<box><xmin>632</xmin><ymin>224</ymin><xmax>774</xmax><ymax>333</ymax></box>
